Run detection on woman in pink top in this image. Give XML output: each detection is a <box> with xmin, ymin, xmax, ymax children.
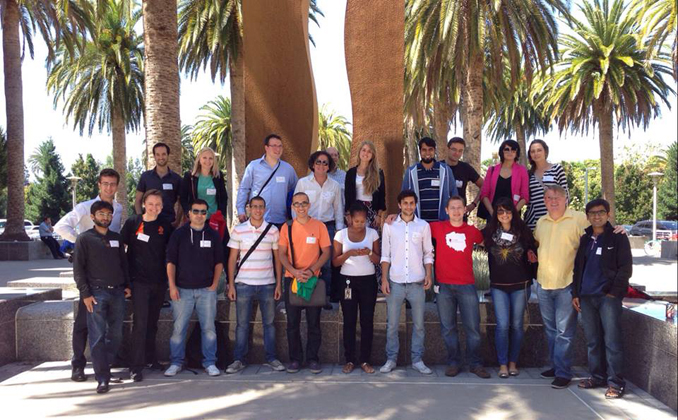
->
<box><xmin>480</xmin><ymin>140</ymin><xmax>529</xmax><ymax>217</ymax></box>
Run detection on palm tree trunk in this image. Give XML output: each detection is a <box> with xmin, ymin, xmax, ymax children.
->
<box><xmin>405</xmin><ymin>118</ymin><xmax>418</xmax><ymax>166</ymax></box>
<box><xmin>596</xmin><ymin>101</ymin><xmax>616</xmax><ymax>223</ymax></box>
<box><xmin>229</xmin><ymin>54</ymin><xmax>245</xmax><ymax>227</ymax></box>
<box><xmin>462</xmin><ymin>50</ymin><xmax>484</xmax><ymax>172</ymax></box>
<box><xmin>111</xmin><ymin>109</ymin><xmax>128</xmax><ymax>221</ymax></box>
<box><xmin>0</xmin><ymin>0</ymin><xmax>29</xmax><ymax>241</ymax></box>
<box><xmin>433</xmin><ymin>100</ymin><xmax>449</xmax><ymax>161</ymax></box>
<box><xmin>142</xmin><ymin>0</ymin><xmax>181</xmax><ymax>172</ymax></box>
<box><xmin>516</xmin><ymin>125</ymin><xmax>528</xmax><ymax>167</ymax></box>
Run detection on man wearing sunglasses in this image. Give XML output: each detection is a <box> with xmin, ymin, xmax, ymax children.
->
<box><xmin>164</xmin><ymin>199</ymin><xmax>224</xmax><ymax>377</ymax></box>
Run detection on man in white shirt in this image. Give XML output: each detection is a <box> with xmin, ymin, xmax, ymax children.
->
<box><xmin>294</xmin><ymin>150</ymin><xmax>344</xmax><ymax>308</ymax></box>
<box><xmin>380</xmin><ymin>190</ymin><xmax>434</xmax><ymax>374</ymax></box>
<box><xmin>54</xmin><ymin>168</ymin><xmax>123</xmax><ymax>382</ymax></box>
<box><xmin>225</xmin><ymin>196</ymin><xmax>285</xmax><ymax>373</ymax></box>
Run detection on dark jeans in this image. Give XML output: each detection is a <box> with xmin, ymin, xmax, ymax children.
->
<box><xmin>86</xmin><ymin>287</ymin><xmax>126</xmax><ymax>383</ymax></box>
<box><xmin>321</xmin><ymin>221</ymin><xmax>336</xmax><ymax>297</ymax></box>
<box><xmin>72</xmin><ymin>299</ymin><xmax>89</xmax><ymax>369</ymax></box>
<box><xmin>284</xmin><ymin>277</ymin><xmax>322</xmax><ymax>363</ymax></box>
<box><xmin>340</xmin><ymin>274</ymin><xmax>377</xmax><ymax>364</ymax></box>
<box><xmin>436</xmin><ymin>283</ymin><xmax>483</xmax><ymax>368</ymax></box>
<box><xmin>130</xmin><ymin>282</ymin><xmax>166</xmax><ymax>372</ymax></box>
<box><xmin>580</xmin><ymin>295</ymin><xmax>625</xmax><ymax>389</ymax></box>
<box><xmin>40</xmin><ymin>236</ymin><xmax>64</xmax><ymax>259</ymax></box>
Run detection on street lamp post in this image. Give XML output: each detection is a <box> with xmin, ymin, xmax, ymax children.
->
<box><xmin>584</xmin><ymin>166</ymin><xmax>596</xmax><ymax>204</ymax></box>
<box><xmin>67</xmin><ymin>176</ymin><xmax>82</xmax><ymax>209</ymax></box>
<box><xmin>649</xmin><ymin>172</ymin><xmax>663</xmax><ymax>243</ymax></box>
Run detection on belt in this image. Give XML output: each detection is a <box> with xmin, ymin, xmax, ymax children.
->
<box><xmin>91</xmin><ymin>284</ymin><xmax>124</xmax><ymax>290</ymax></box>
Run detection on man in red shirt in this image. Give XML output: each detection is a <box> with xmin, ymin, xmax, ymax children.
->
<box><xmin>430</xmin><ymin>196</ymin><xmax>490</xmax><ymax>379</ymax></box>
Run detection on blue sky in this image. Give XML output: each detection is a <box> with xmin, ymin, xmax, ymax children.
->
<box><xmin>0</xmin><ymin>0</ymin><xmax>676</xmax><ymax>173</ymax></box>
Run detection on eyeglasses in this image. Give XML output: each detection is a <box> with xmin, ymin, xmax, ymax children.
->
<box><xmin>496</xmin><ymin>209</ymin><xmax>511</xmax><ymax>215</ymax></box>
<box><xmin>587</xmin><ymin>210</ymin><xmax>608</xmax><ymax>217</ymax></box>
<box><xmin>315</xmin><ymin>160</ymin><xmax>329</xmax><ymax>166</ymax></box>
<box><xmin>95</xmin><ymin>212</ymin><xmax>113</xmax><ymax>218</ymax></box>
<box><xmin>190</xmin><ymin>209</ymin><xmax>208</xmax><ymax>215</ymax></box>
<box><xmin>250</xmin><ymin>204</ymin><xmax>265</xmax><ymax>210</ymax></box>
<box><xmin>292</xmin><ymin>201</ymin><xmax>309</xmax><ymax>208</ymax></box>
<box><xmin>503</xmin><ymin>147</ymin><xmax>517</xmax><ymax>152</ymax></box>
<box><xmin>100</xmin><ymin>182</ymin><xmax>117</xmax><ymax>188</ymax></box>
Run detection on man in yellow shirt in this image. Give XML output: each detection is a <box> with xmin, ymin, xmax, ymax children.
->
<box><xmin>534</xmin><ymin>185</ymin><xmax>589</xmax><ymax>389</ymax></box>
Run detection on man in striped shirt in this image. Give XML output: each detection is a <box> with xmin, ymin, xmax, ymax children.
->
<box><xmin>226</xmin><ymin>196</ymin><xmax>285</xmax><ymax>373</ymax></box>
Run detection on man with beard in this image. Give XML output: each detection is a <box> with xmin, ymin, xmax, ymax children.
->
<box><xmin>135</xmin><ymin>142</ymin><xmax>183</xmax><ymax>226</ymax></box>
<box><xmin>73</xmin><ymin>201</ymin><xmax>131</xmax><ymax>394</ymax></box>
<box><xmin>401</xmin><ymin>137</ymin><xmax>458</xmax><ymax>222</ymax></box>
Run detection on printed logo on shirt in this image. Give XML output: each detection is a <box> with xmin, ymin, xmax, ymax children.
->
<box><xmin>445</xmin><ymin>231</ymin><xmax>466</xmax><ymax>252</ymax></box>
<box><xmin>158</xmin><ymin>226</ymin><xmax>164</xmax><ymax>235</ymax></box>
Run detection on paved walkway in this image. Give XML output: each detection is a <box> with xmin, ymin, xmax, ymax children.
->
<box><xmin>0</xmin><ymin>259</ymin><xmax>71</xmax><ymax>287</ymax></box>
<box><xmin>0</xmin><ymin>362</ymin><xmax>675</xmax><ymax>419</ymax></box>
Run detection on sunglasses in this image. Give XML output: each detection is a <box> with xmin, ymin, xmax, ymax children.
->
<box><xmin>315</xmin><ymin>160</ymin><xmax>329</xmax><ymax>166</ymax></box>
<box><xmin>190</xmin><ymin>209</ymin><xmax>208</xmax><ymax>215</ymax></box>
<box><xmin>496</xmin><ymin>209</ymin><xmax>511</xmax><ymax>215</ymax></box>
<box><xmin>503</xmin><ymin>147</ymin><xmax>517</xmax><ymax>152</ymax></box>
<box><xmin>292</xmin><ymin>201</ymin><xmax>310</xmax><ymax>208</ymax></box>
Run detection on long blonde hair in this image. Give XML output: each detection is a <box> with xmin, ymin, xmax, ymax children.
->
<box><xmin>356</xmin><ymin>140</ymin><xmax>381</xmax><ymax>195</ymax></box>
<box><xmin>191</xmin><ymin>147</ymin><xmax>220</xmax><ymax>178</ymax></box>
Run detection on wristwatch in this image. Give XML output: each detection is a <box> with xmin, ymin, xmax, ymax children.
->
<box><xmin>369</xmin><ymin>249</ymin><xmax>373</xmax><ymax>256</ymax></box>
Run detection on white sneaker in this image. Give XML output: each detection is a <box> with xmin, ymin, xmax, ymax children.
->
<box><xmin>205</xmin><ymin>365</ymin><xmax>221</xmax><ymax>376</ymax></box>
<box><xmin>164</xmin><ymin>364</ymin><xmax>182</xmax><ymax>377</ymax></box>
<box><xmin>412</xmin><ymin>361</ymin><xmax>432</xmax><ymax>374</ymax></box>
<box><xmin>380</xmin><ymin>360</ymin><xmax>397</xmax><ymax>373</ymax></box>
<box><xmin>266</xmin><ymin>359</ymin><xmax>286</xmax><ymax>372</ymax></box>
<box><xmin>225</xmin><ymin>360</ymin><xmax>245</xmax><ymax>374</ymax></box>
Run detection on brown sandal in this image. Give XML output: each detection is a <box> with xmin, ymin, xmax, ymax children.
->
<box><xmin>342</xmin><ymin>362</ymin><xmax>355</xmax><ymax>374</ymax></box>
<box><xmin>360</xmin><ymin>363</ymin><xmax>375</xmax><ymax>374</ymax></box>
<box><xmin>578</xmin><ymin>378</ymin><xmax>605</xmax><ymax>389</ymax></box>
<box><xmin>605</xmin><ymin>386</ymin><xmax>624</xmax><ymax>399</ymax></box>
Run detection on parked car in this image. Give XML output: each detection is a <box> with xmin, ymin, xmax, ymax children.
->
<box><xmin>0</xmin><ymin>219</ymin><xmax>35</xmax><ymax>235</ymax></box>
<box><xmin>629</xmin><ymin>220</ymin><xmax>678</xmax><ymax>239</ymax></box>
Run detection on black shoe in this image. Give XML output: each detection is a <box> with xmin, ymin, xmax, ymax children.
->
<box><xmin>147</xmin><ymin>362</ymin><xmax>165</xmax><ymax>370</ymax></box>
<box><xmin>130</xmin><ymin>370</ymin><xmax>143</xmax><ymax>382</ymax></box>
<box><xmin>71</xmin><ymin>367</ymin><xmax>87</xmax><ymax>382</ymax></box>
<box><xmin>96</xmin><ymin>382</ymin><xmax>110</xmax><ymax>394</ymax></box>
<box><xmin>551</xmin><ymin>377</ymin><xmax>571</xmax><ymax>389</ymax></box>
<box><xmin>540</xmin><ymin>368</ymin><xmax>556</xmax><ymax>379</ymax></box>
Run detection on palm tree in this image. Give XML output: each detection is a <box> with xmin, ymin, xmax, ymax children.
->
<box><xmin>142</xmin><ymin>0</ymin><xmax>181</xmax><ymax>173</ymax></box>
<box><xmin>632</xmin><ymin>0</ymin><xmax>677</xmax><ymax>78</ymax></box>
<box><xmin>47</xmin><ymin>0</ymin><xmax>144</xmax><ymax>219</ymax></box>
<box><xmin>405</xmin><ymin>0</ymin><xmax>569</xmax><ymax>172</ymax></box>
<box><xmin>181</xmin><ymin>124</ymin><xmax>196</xmax><ymax>174</ymax></box>
<box><xmin>543</xmin><ymin>0</ymin><xmax>674</xmax><ymax>221</ymax></box>
<box><xmin>0</xmin><ymin>0</ymin><xmax>89</xmax><ymax>240</ymax></box>
<box><xmin>317</xmin><ymin>104</ymin><xmax>352</xmax><ymax>170</ymax></box>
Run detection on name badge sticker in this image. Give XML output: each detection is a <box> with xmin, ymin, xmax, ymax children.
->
<box><xmin>137</xmin><ymin>233</ymin><xmax>150</xmax><ymax>242</ymax></box>
<box><xmin>455</xmin><ymin>180</ymin><xmax>463</xmax><ymax>188</ymax></box>
<box><xmin>596</xmin><ymin>247</ymin><xmax>602</xmax><ymax>255</ymax></box>
<box><xmin>162</xmin><ymin>183</ymin><xmax>173</xmax><ymax>190</ymax></box>
<box><xmin>500</xmin><ymin>232</ymin><xmax>514</xmax><ymax>241</ymax></box>
<box><xmin>513</xmin><ymin>194</ymin><xmax>521</xmax><ymax>201</ymax></box>
<box><xmin>542</xmin><ymin>175</ymin><xmax>555</xmax><ymax>183</ymax></box>
<box><xmin>276</xmin><ymin>176</ymin><xmax>286</xmax><ymax>183</ymax></box>
<box><xmin>306</xmin><ymin>236</ymin><xmax>317</xmax><ymax>244</ymax></box>
<box><xmin>109</xmin><ymin>240</ymin><xmax>119</xmax><ymax>248</ymax></box>
<box><xmin>431</xmin><ymin>179</ymin><xmax>441</xmax><ymax>187</ymax></box>
<box><xmin>206</xmin><ymin>188</ymin><xmax>217</xmax><ymax>196</ymax></box>
<box><xmin>200</xmin><ymin>240</ymin><xmax>212</xmax><ymax>248</ymax></box>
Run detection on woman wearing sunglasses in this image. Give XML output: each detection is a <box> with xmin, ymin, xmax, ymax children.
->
<box><xmin>482</xmin><ymin>197</ymin><xmax>537</xmax><ymax>378</ymax></box>
<box><xmin>480</xmin><ymin>140</ymin><xmax>529</xmax><ymax>217</ymax></box>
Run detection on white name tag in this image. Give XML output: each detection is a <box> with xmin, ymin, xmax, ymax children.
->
<box><xmin>109</xmin><ymin>240</ymin><xmax>119</xmax><ymax>248</ymax></box>
<box><xmin>200</xmin><ymin>240</ymin><xmax>212</xmax><ymax>248</ymax></box>
<box><xmin>500</xmin><ymin>232</ymin><xmax>514</xmax><ymax>241</ymax></box>
<box><xmin>206</xmin><ymin>188</ymin><xmax>217</xmax><ymax>196</ymax></box>
<box><xmin>542</xmin><ymin>175</ymin><xmax>555</xmax><ymax>183</ymax></box>
<box><xmin>276</xmin><ymin>176</ymin><xmax>286</xmax><ymax>183</ymax></box>
<box><xmin>456</xmin><ymin>180</ymin><xmax>463</xmax><ymax>188</ymax></box>
<box><xmin>434</xmin><ymin>285</ymin><xmax>440</xmax><ymax>294</ymax></box>
<box><xmin>513</xmin><ymin>194</ymin><xmax>520</xmax><ymax>201</ymax></box>
<box><xmin>596</xmin><ymin>247</ymin><xmax>602</xmax><ymax>255</ymax></box>
<box><xmin>162</xmin><ymin>183</ymin><xmax>173</xmax><ymax>190</ymax></box>
<box><xmin>137</xmin><ymin>233</ymin><xmax>150</xmax><ymax>242</ymax></box>
<box><xmin>306</xmin><ymin>236</ymin><xmax>317</xmax><ymax>244</ymax></box>
<box><xmin>431</xmin><ymin>179</ymin><xmax>441</xmax><ymax>187</ymax></box>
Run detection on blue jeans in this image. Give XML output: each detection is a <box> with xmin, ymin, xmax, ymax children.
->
<box><xmin>86</xmin><ymin>287</ymin><xmax>126</xmax><ymax>383</ymax></box>
<box><xmin>321</xmin><ymin>221</ymin><xmax>336</xmax><ymax>297</ymax></box>
<box><xmin>436</xmin><ymin>283</ymin><xmax>482</xmax><ymax>368</ymax></box>
<box><xmin>491</xmin><ymin>286</ymin><xmax>531</xmax><ymax>365</ymax></box>
<box><xmin>537</xmin><ymin>283</ymin><xmax>577</xmax><ymax>379</ymax></box>
<box><xmin>580</xmin><ymin>295</ymin><xmax>625</xmax><ymax>389</ymax></box>
<box><xmin>386</xmin><ymin>281</ymin><xmax>425</xmax><ymax>363</ymax></box>
<box><xmin>234</xmin><ymin>283</ymin><xmax>277</xmax><ymax>362</ymax></box>
<box><xmin>169</xmin><ymin>287</ymin><xmax>218</xmax><ymax>368</ymax></box>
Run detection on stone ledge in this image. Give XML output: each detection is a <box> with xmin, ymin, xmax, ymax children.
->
<box><xmin>0</xmin><ymin>240</ymin><xmax>53</xmax><ymax>261</ymax></box>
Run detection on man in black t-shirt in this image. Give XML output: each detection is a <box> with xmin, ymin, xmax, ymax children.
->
<box><xmin>445</xmin><ymin>137</ymin><xmax>483</xmax><ymax>214</ymax></box>
<box><xmin>135</xmin><ymin>142</ymin><xmax>182</xmax><ymax>226</ymax></box>
<box><xmin>121</xmin><ymin>189</ymin><xmax>173</xmax><ymax>382</ymax></box>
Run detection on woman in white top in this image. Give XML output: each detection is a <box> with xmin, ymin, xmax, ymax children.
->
<box><xmin>524</xmin><ymin>139</ymin><xmax>569</xmax><ymax>230</ymax></box>
<box><xmin>332</xmin><ymin>202</ymin><xmax>381</xmax><ymax>375</ymax></box>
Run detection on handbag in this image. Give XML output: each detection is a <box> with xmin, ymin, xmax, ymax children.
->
<box><xmin>234</xmin><ymin>223</ymin><xmax>273</xmax><ymax>279</ymax></box>
<box><xmin>476</xmin><ymin>165</ymin><xmax>494</xmax><ymax>220</ymax></box>
<box><xmin>286</xmin><ymin>220</ymin><xmax>326</xmax><ymax>307</ymax></box>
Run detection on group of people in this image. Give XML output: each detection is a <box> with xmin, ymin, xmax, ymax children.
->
<box><xmin>53</xmin><ymin>134</ymin><xmax>631</xmax><ymax>401</ymax></box>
